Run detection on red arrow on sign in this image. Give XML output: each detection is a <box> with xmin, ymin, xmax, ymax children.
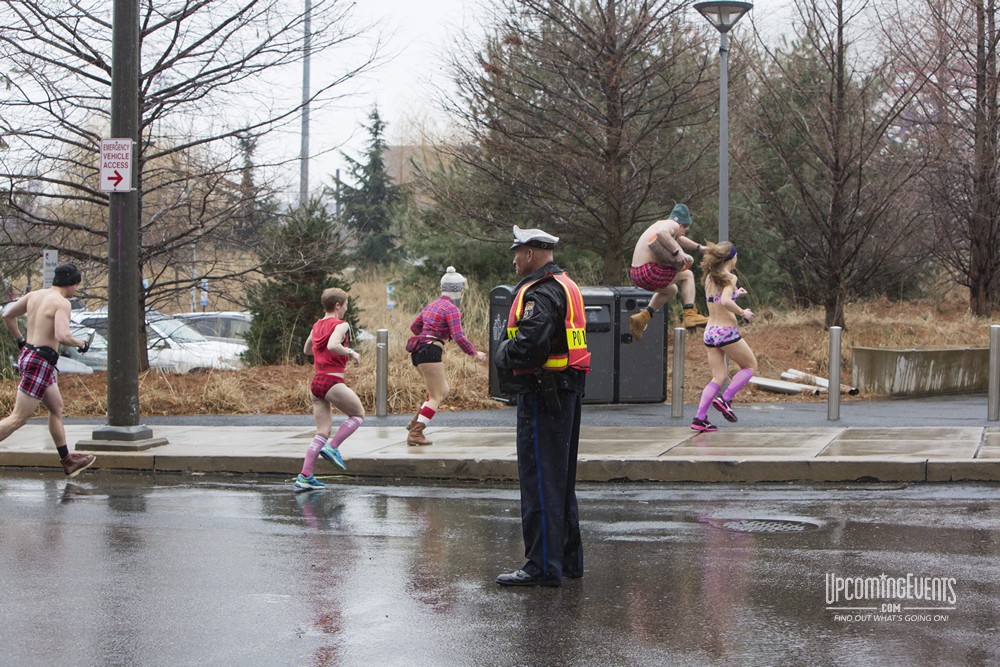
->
<box><xmin>108</xmin><ymin>170</ymin><xmax>124</xmax><ymax>189</ymax></box>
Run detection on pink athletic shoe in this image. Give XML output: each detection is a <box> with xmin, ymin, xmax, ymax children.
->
<box><xmin>712</xmin><ymin>396</ymin><xmax>738</xmax><ymax>423</ymax></box>
<box><xmin>690</xmin><ymin>418</ymin><xmax>718</xmax><ymax>432</ymax></box>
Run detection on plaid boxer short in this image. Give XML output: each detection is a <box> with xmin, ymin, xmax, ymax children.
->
<box><xmin>629</xmin><ymin>262</ymin><xmax>678</xmax><ymax>292</ymax></box>
<box><xmin>310</xmin><ymin>373</ymin><xmax>345</xmax><ymax>400</ymax></box>
<box><xmin>17</xmin><ymin>347</ymin><xmax>58</xmax><ymax>400</ymax></box>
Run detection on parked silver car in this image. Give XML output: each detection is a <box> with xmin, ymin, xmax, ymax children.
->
<box><xmin>173</xmin><ymin>311</ymin><xmax>251</xmax><ymax>345</ymax></box>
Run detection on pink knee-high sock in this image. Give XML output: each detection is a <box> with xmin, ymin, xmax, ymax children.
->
<box><xmin>723</xmin><ymin>368</ymin><xmax>754</xmax><ymax>402</ymax></box>
<box><xmin>696</xmin><ymin>382</ymin><xmax>720</xmax><ymax>420</ymax></box>
<box><xmin>301</xmin><ymin>433</ymin><xmax>327</xmax><ymax>477</ymax></box>
<box><xmin>329</xmin><ymin>415</ymin><xmax>364</xmax><ymax>448</ymax></box>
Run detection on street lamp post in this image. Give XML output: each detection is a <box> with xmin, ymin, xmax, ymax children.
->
<box><xmin>694</xmin><ymin>0</ymin><xmax>753</xmax><ymax>243</ymax></box>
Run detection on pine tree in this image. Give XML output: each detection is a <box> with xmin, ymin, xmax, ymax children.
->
<box><xmin>333</xmin><ymin>107</ymin><xmax>404</xmax><ymax>265</ymax></box>
<box><xmin>244</xmin><ymin>197</ymin><xmax>355</xmax><ymax>366</ymax></box>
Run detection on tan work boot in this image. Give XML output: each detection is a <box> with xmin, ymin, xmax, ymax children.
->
<box><xmin>61</xmin><ymin>452</ymin><xmax>96</xmax><ymax>478</ymax></box>
<box><xmin>407</xmin><ymin>422</ymin><xmax>434</xmax><ymax>446</ymax></box>
<box><xmin>683</xmin><ymin>308</ymin><xmax>709</xmax><ymax>329</ymax></box>
<box><xmin>405</xmin><ymin>415</ymin><xmax>418</xmax><ymax>432</ymax></box>
<box><xmin>629</xmin><ymin>309</ymin><xmax>652</xmax><ymax>341</ymax></box>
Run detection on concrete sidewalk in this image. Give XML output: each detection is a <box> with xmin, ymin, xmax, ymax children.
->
<box><xmin>1</xmin><ymin>419</ymin><xmax>999</xmax><ymax>483</ymax></box>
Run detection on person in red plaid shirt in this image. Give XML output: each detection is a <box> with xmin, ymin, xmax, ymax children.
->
<box><xmin>405</xmin><ymin>266</ymin><xmax>487</xmax><ymax>445</ymax></box>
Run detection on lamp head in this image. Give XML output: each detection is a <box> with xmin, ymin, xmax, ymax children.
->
<box><xmin>693</xmin><ymin>0</ymin><xmax>753</xmax><ymax>33</ymax></box>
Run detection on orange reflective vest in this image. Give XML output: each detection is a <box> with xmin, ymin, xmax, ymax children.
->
<box><xmin>506</xmin><ymin>273</ymin><xmax>591</xmax><ymax>373</ymax></box>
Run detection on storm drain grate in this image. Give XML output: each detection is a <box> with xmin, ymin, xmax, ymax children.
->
<box><xmin>708</xmin><ymin>518</ymin><xmax>822</xmax><ymax>533</ymax></box>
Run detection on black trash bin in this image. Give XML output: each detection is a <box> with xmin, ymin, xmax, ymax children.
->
<box><xmin>488</xmin><ymin>284</ymin><xmax>665</xmax><ymax>404</ymax></box>
<box><xmin>579</xmin><ymin>287</ymin><xmax>615</xmax><ymax>403</ymax></box>
<box><xmin>488</xmin><ymin>285</ymin><xmax>516</xmax><ymax>402</ymax></box>
<box><xmin>488</xmin><ymin>284</ymin><xmax>615</xmax><ymax>403</ymax></box>
<box><xmin>614</xmin><ymin>286</ymin><xmax>668</xmax><ymax>403</ymax></box>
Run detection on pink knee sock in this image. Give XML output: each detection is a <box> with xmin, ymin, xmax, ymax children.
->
<box><xmin>696</xmin><ymin>382</ymin><xmax>720</xmax><ymax>420</ymax></box>
<box><xmin>329</xmin><ymin>416</ymin><xmax>364</xmax><ymax>448</ymax></box>
<box><xmin>301</xmin><ymin>433</ymin><xmax>327</xmax><ymax>477</ymax></box>
<box><xmin>723</xmin><ymin>369</ymin><xmax>754</xmax><ymax>402</ymax></box>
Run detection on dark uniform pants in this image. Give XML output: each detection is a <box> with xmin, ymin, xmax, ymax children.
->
<box><xmin>515</xmin><ymin>387</ymin><xmax>583</xmax><ymax>581</ymax></box>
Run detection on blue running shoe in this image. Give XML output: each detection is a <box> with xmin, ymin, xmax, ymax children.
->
<box><xmin>319</xmin><ymin>444</ymin><xmax>348</xmax><ymax>471</ymax></box>
<box><xmin>294</xmin><ymin>474</ymin><xmax>326</xmax><ymax>491</ymax></box>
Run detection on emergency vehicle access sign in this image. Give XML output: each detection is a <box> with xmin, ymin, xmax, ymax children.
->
<box><xmin>100</xmin><ymin>138</ymin><xmax>134</xmax><ymax>193</ymax></box>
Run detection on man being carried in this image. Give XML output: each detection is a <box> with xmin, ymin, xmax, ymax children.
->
<box><xmin>1</xmin><ymin>264</ymin><xmax>96</xmax><ymax>477</ymax></box>
<box><xmin>628</xmin><ymin>204</ymin><xmax>709</xmax><ymax>341</ymax></box>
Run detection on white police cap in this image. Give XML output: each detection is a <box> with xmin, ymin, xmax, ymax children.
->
<box><xmin>509</xmin><ymin>225</ymin><xmax>559</xmax><ymax>250</ymax></box>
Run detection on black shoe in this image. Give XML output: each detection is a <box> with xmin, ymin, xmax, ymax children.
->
<box><xmin>564</xmin><ymin>570</ymin><xmax>583</xmax><ymax>579</ymax></box>
<box><xmin>496</xmin><ymin>569</ymin><xmax>561</xmax><ymax>588</ymax></box>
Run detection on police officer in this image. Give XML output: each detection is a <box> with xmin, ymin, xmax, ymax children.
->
<box><xmin>494</xmin><ymin>225</ymin><xmax>591</xmax><ymax>587</ymax></box>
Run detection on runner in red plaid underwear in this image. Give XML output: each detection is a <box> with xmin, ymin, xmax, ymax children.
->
<box><xmin>1</xmin><ymin>264</ymin><xmax>96</xmax><ymax>477</ymax></box>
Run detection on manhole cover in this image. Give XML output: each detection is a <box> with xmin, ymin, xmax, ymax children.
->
<box><xmin>707</xmin><ymin>518</ymin><xmax>822</xmax><ymax>533</ymax></box>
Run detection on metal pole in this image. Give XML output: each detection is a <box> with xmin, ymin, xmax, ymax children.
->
<box><xmin>299</xmin><ymin>0</ymin><xmax>311</xmax><ymax>206</ymax></box>
<box><xmin>989</xmin><ymin>325</ymin><xmax>1000</xmax><ymax>421</ymax></box>
<box><xmin>671</xmin><ymin>327</ymin><xmax>686</xmax><ymax>418</ymax></box>
<box><xmin>828</xmin><ymin>326</ymin><xmax>842</xmax><ymax>421</ymax></box>
<box><xmin>718</xmin><ymin>31</ymin><xmax>730</xmax><ymax>243</ymax></box>
<box><xmin>106</xmin><ymin>0</ymin><xmax>141</xmax><ymax>428</ymax></box>
<box><xmin>376</xmin><ymin>329</ymin><xmax>388</xmax><ymax>417</ymax></box>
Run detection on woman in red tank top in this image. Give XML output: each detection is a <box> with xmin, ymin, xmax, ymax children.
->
<box><xmin>293</xmin><ymin>287</ymin><xmax>366</xmax><ymax>491</ymax></box>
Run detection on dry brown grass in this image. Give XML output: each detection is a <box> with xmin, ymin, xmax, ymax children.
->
<box><xmin>683</xmin><ymin>296</ymin><xmax>994</xmax><ymax>403</ymax></box>
<box><xmin>0</xmin><ymin>283</ymin><xmax>994</xmax><ymax>417</ymax></box>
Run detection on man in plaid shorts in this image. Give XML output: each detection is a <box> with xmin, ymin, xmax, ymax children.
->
<box><xmin>1</xmin><ymin>264</ymin><xmax>96</xmax><ymax>477</ymax></box>
<box><xmin>627</xmin><ymin>204</ymin><xmax>709</xmax><ymax>341</ymax></box>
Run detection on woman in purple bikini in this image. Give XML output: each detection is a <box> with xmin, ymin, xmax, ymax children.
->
<box><xmin>691</xmin><ymin>242</ymin><xmax>757</xmax><ymax>432</ymax></box>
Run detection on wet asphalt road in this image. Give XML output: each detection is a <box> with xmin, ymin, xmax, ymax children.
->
<box><xmin>1</xmin><ymin>471</ymin><xmax>998</xmax><ymax>666</ymax></box>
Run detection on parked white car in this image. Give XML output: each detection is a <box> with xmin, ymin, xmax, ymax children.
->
<box><xmin>69</xmin><ymin>309</ymin><xmax>246</xmax><ymax>373</ymax></box>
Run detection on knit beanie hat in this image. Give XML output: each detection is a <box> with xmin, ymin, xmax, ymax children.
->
<box><xmin>668</xmin><ymin>204</ymin><xmax>692</xmax><ymax>227</ymax></box>
<box><xmin>52</xmin><ymin>263</ymin><xmax>82</xmax><ymax>287</ymax></box>
<box><xmin>440</xmin><ymin>266</ymin><xmax>467</xmax><ymax>298</ymax></box>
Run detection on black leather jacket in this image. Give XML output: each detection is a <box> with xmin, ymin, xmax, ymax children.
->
<box><xmin>494</xmin><ymin>262</ymin><xmax>587</xmax><ymax>395</ymax></box>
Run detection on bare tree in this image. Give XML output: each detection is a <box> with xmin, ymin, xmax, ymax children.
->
<box><xmin>879</xmin><ymin>0</ymin><xmax>1000</xmax><ymax>316</ymax></box>
<box><xmin>737</xmin><ymin>0</ymin><xmax>932</xmax><ymax>328</ymax></box>
<box><xmin>431</xmin><ymin>0</ymin><xmax>718</xmax><ymax>282</ymax></box>
<box><xmin>0</xmin><ymin>0</ymin><xmax>378</xmax><ymax>313</ymax></box>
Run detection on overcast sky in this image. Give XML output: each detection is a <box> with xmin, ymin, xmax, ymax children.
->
<box><xmin>272</xmin><ymin>0</ymin><xmax>795</xmax><ymax>204</ymax></box>
<box><xmin>262</xmin><ymin>0</ymin><xmax>484</xmax><ymax>202</ymax></box>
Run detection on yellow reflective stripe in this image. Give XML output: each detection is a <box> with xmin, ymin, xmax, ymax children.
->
<box><xmin>542</xmin><ymin>356</ymin><xmax>568</xmax><ymax>369</ymax></box>
<box><xmin>506</xmin><ymin>326</ymin><xmax>518</xmax><ymax>339</ymax></box>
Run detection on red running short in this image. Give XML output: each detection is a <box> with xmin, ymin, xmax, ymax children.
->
<box><xmin>629</xmin><ymin>262</ymin><xmax>678</xmax><ymax>291</ymax></box>
<box><xmin>17</xmin><ymin>347</ymin><xmax>58</xmax><ymax>400</ymax></box>
<box><xmin>310</xmin><ymin>373</ymin><xmax>345</xmax><ymax>399</ymax></box>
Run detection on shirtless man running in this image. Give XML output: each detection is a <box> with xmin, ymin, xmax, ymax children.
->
<box><xmin>1</xmin><ymin>263</ymin><xmax>96</xmax><ymax>477</ymax></box>
<box><xmin>627</xmin><ymin>204</ymin><xmax>709</xmax><ymax>341</ymax></box>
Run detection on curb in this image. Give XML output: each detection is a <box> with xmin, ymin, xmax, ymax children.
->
<box><xmin>5</xmin><ymin>450</ymin><xmax>1000</xmax><ymax>483</ymax></box>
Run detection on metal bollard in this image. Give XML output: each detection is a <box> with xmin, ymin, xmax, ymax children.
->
<box><xmin>671</xmin><ymin>327</ymin><xmax>686</xmax><ymax>418</ymax></box>
<box><xmin>989</xmin><ymin>325</ymin><xmax>1000</xmax><ymax>421</ymax></box>
<box><xmin>828</xmin><ymin>326</ymin><xmax>841</xmax><ymax>421</ymax></box>
<box><xmin>376</xmin><ymin>329</ymin><xmax>388</xmax><ymax>418</ymax></box>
